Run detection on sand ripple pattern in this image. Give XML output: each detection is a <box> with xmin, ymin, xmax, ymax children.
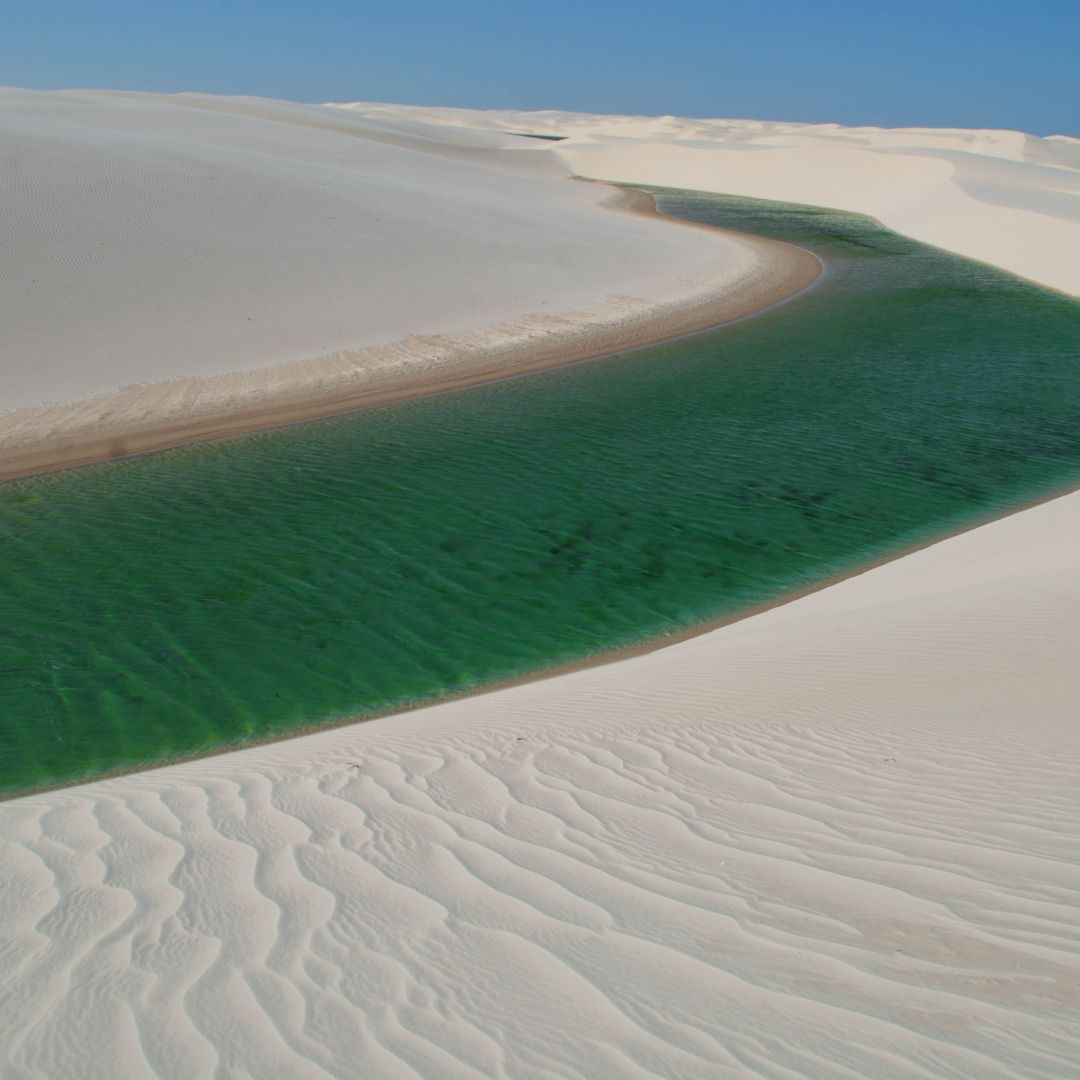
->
<box><xmin>3</xmin><ymin>490</ymin><xmax>1079</xmax><ymax>1078</ymax></box>
<box><xmin>2</xmin><ymin>716</ymin><xmax>1076</xmax><ymax>1076</ymax></box>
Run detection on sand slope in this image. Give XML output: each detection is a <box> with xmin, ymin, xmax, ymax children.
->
<box><xmin>3</xmin><ymin>489</ymin><xmax>1078</xmax><ymax>1078</ymax></box>
<box><xmin>2</xmin><ymin>90</ymin><xmax>831</xmax><ymax>479</ymax></box>
<box><xmin>335</xmin><ymin>104</ymin><xmax>1080</xmax><ymax>297</ymax></box>
<box><xmin>0</xmin><ymin>90</ymin><xmax>770</xmax><ymax>414</ymax></box>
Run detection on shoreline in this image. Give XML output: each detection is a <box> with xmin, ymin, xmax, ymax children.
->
<box><xmin>7</xmin><ymin>465</ymin><xmax>1078</xmax><ymax>803</ymax></box>
<box><xmin>0</xmin><ymin>184</ymin><xmax>821</xmax><ymax>483</ymax></box>
<box><xmin>5</xmin><ymin>178</ymin><xmax>1077</xmax><ymax>802</ymax></box>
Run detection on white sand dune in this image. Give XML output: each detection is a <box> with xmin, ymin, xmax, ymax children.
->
<box><xmin>0</xmin><ymin>89</ymin><xmax>769</xmax><ymax>411</ymax></box>
<box><xmin>335</xmin><ymin>103</ymin><xmax>1080</xmax><ymax>298</ymax></box>
<box><xmin>3</xmin><ymin>95</ymin><xmax>1079</xmax><ymax>1076</ymax></box>
<box><xmin>3</xmin><ymin>489</ymin><xmax>1079</xmax><ymax>1078</ymax></box>
<box><xmin>2</xmin><ymin>90</ymin><xmax>816</xmax><ymax>479</ymax></box>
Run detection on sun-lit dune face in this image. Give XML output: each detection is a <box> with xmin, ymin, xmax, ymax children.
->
<box><xmin>332</xmin><ymin>102</ymin><xmax>1080</xmax><ymax>298</ymax></box>
<box><xmin>1</xmin><ymin>89</ymin><xmax>764</xmax><ymax>413</ymax></box>
<box><xmin>5</xmin><ymin>90</ymin><xmax>1075</xmax><ymax>422</ymax></box>
<box><xmin>558</xmin><ymin>124</ymin><xmax>1080</xmax><ymax>297</ymax></box>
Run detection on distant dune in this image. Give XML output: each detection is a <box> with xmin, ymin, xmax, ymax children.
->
<box><xmin>4</xmin><ymin>477</ymin><xmax>1078</xmax><ymax>1078</ymax></box>
<box><xmin>335</xmin><ymin>103</ymin><xmax>1080</xmax><ymax>298</ymax></box>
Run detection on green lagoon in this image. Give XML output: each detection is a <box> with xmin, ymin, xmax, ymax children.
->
<box><xmin>2</xmin><ymin>190</ymin><xmax>1079</xmax><ymax>794</ymax></box>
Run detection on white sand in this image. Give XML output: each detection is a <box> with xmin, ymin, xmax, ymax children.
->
<box><xmin>3</xmin><ymin>91</ymin><xmax>828</xmax><ymax>479</ymax></box>
<box><xmin>3</xmin><ymin>490</ymin><xmax>1078</xmax><ymax>1077</ymax></box>
<box><xmin>335</xmin><ymin>103</ymin><xmax>1080</xmax><ymax>297</ymax></box>
<box><xmin>0</xmin><ymin>90</ymin><xmax>764</xmax><ymax>410</ymax></box>
<box><xmin>3</xmin><ymin>98</ymin><xmax>1080</xmax><ymax>1077</ymax></box>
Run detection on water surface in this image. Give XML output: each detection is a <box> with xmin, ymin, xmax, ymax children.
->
<box><xmin>2</xmin><ymin>191</ymin><xmax>1079</xmax><ymax>794</ymax></box>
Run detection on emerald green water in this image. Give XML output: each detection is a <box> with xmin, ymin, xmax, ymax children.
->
<box><xmin>2</xmin><ymin>190</ymin><xmax>1079</xmax><ymax>795</ymax></box>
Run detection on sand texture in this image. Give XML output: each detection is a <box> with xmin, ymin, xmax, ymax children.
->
<box><xmin>2</xmin><ymin>486</ymin><xmax>1078</xmax><ymax>1077</ymax></box>
<box><xmin>336</xmin><ymin>103</ymin><xmax>1080</xmax><ymax>298</ymax></box>
<box><xmin>0</xmin><ymin>90</ymin><xmax>818</xmax><ymax>478</ymax></box>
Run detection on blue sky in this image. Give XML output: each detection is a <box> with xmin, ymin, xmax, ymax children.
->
<box><xmin>4</xmin><ymin>0</ymin><xmax>1077</xmax><ymax>134</ymax></box>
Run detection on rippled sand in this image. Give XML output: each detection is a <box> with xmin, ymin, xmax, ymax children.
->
<box><xmin>3</xmin><ymin>489</ymin><xmax>1078</xmax><ymax>1077</ymax></box>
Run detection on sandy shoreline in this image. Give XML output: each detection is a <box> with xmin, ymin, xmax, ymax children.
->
<box><xmin>8</xmin><ymin>465</ymin><xmax>1077</xmax><ymax>806</ymax></box>
<box><xmin>0</xmin><ymin>186</ymin><xmax>819</xmax><ymax>482</ymax></box>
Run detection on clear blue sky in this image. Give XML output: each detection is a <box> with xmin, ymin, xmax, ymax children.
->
<box><xmin>4</xmin><ymin>0</ymin><xmax>1077</xmax><ymax>134</ymax></box>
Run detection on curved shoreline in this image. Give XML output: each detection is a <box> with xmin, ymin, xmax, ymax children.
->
<box><xmin>0</xmin><ymin>185</ymin><xmax>821</xmax><ymax>483</ymax></box>
<box><xmin>5</xmin><ymin>186</ymin><xmax>1078</xmax><ymax>803</ymax></box>
<box><xmin>7</xmin><ymin>467</ymin><xmax>1079</xmax><ymax>804</ymax></box>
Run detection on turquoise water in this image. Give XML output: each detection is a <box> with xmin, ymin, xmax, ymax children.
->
<box><xmin>2</xmin><ymin>190</ymin><xmax>1079</xmax><ymax>795</ymax></box>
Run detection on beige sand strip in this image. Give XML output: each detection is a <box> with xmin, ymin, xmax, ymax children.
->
<box><xmin>0</xmin><ymin>187</ymin><xmax>819</xmax><ymax>482</ymax></box>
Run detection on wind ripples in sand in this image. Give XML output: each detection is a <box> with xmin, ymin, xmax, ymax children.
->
<box><xmin>4</xmin><ymin>651</ymin><xmax>1079</xmax><ymax>1078</ymax></box>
